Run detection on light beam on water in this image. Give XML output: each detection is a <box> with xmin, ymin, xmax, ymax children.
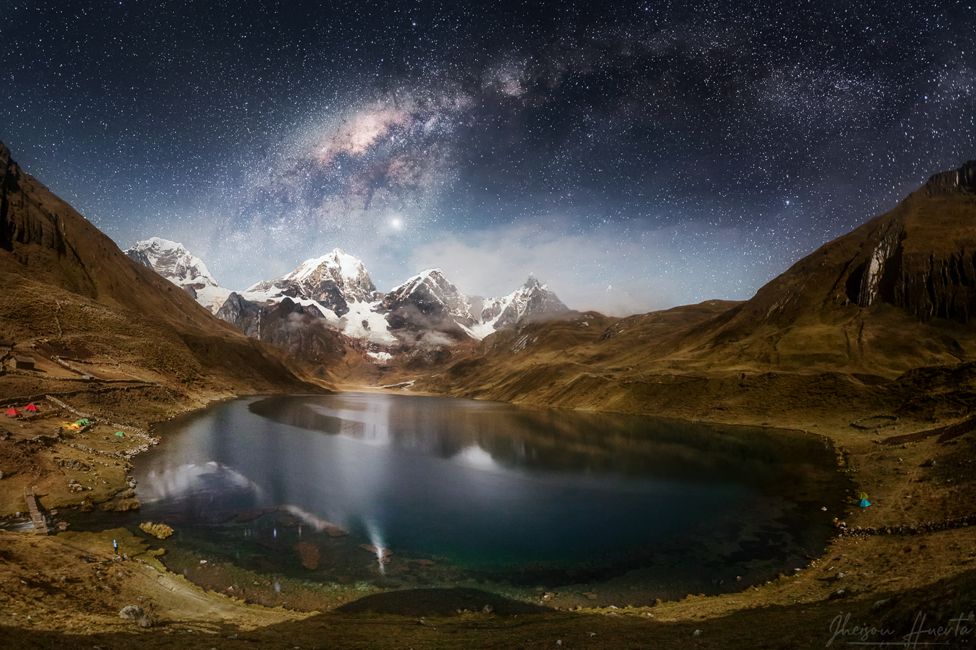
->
<box><xmin>365</xmin><ymin>518</ymin><xmax>386</xmax><ymax>575</ymax></box>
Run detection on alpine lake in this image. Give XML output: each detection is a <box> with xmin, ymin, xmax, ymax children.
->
<box><xmin>70</xmin><ymin>393</ymin><xmax>850</xmax><ymax>609</ymax></box>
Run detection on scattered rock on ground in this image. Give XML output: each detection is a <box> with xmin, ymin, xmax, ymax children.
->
<box><xmin>118</xmin><ymin>604</ymin><xmax>155</xmax><ymax>627</ymax></box>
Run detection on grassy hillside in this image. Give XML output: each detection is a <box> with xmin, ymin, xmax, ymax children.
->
<box><xmin>419</xmin><ymin>163</ymin><xmax>976</xmax><ymax>421</ymax></box>
<box><xmin>0</xmin><ymin>141</ymin><xmax>322</xmax><ymax>395</ymax></box>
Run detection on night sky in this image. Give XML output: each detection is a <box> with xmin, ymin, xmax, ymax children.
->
<box><xmin>2</xmin><ymin>1</ymin><xmax>975</xmax><ymax>313</ymax></box>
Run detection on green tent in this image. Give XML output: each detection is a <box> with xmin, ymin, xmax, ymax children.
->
<box><xmin>114</xmin><ymin>431</ymin><xmax>125</xmax><ymax>438</ymax></box>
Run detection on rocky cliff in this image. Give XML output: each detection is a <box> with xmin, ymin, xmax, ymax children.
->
<box><xmin>847</xmin><ymin>161</ymin><xmax>976</xmax><ymax>323</ymax></box>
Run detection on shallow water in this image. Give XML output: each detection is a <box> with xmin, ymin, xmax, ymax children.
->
<box><xmin>79</xmin><ymin>393</ymin><xmax>848</xmax><ymax>604</ymax></box>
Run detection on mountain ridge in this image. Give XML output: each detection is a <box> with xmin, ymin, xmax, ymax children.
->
<box><xmin>128</xmin><ymin>237</ymin><xmax>570</xmax><ymax>360</ymax></box>
<box><xmin>414</xmin><ymin>158</ymin><xmax>976</xmax><ymax>417</ymax></box>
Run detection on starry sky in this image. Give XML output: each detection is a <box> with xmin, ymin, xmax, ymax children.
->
<box><xmin>2</xmin><ymin>0</ymin><xmax>975</xmax><ymax>313</ymax></box>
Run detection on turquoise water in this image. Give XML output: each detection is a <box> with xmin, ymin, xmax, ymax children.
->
<box><xmin>113</xmin><ymin>393</ymin><xmax>845</xmax><ymax>599</ymax></box>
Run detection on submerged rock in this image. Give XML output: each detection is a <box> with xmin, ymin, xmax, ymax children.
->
<box><xmin>139</xmin><ymin>522</ymin><xmax>174</xmax><ymax>539</ymax></box>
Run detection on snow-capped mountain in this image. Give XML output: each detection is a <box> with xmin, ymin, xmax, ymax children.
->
<box><xmin>473</xmin><ymin>276</ymin><xmax>568</xmax><ymax>338</ymax></box>
<box><xmin>130</xmin><ymin>238</ymin><xmax>569</xmax><ymax>361</ymax></box>
<box><xmin>378</xmin><ymin>270</ymin><xmax>567</xmax><ymax>342</ymax></box>
<box><xmin>244</xmin><ymin>248</ymin><xmax>377</xmax><ymax>313</ymax></box>
<box><xmin>383</xmin><ymin>269</ymin><xmax>477</xmax><ymax>331</ymax></box>
<box><xmin>241</xmin><ymin>249</ymin><xmax>394</xmax><ymax>345</ymax></box>
<box><xmin>125</xmin><ymin>237</ymin><xmax>231</xmax><ymax>313</ymax></box>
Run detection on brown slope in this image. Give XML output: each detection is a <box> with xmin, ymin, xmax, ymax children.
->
<box><xmin>676</xmin><ymin>160</ymin><xmax>976</xmax><ymax>375</ymax></box>
<box><xmin>417</xmin><ymin>302</ymin><xmax>760</xmax><ymax>417</ymax></box>
<box><xmin>420</xmin><ymin>161</ymin><xmax>976</xmax><ymax>417</ymax></box>
<box><xmin>0</xmin><ymin>141</ymin><xmax>317</xmax><ymax>393</ymax></box>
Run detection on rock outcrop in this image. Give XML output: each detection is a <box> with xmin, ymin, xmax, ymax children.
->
<box><xmin>258</xmin><ymin>298</ymin><xmax>347</xmax><ymax>366</ymax></box>
<box><xmin>846</xmin><ymin>161</ymin><xmax>976</xmax><ymax>323</ymax></box>
<box><xmin>216</xmin><ymin>292</ymin><xmax>263</xmax><ymax>338</ymax></box>
<box><xmin>923</xmin><ymin>160</ymin><xmax>976</xmax><ymax>196</ymax></box>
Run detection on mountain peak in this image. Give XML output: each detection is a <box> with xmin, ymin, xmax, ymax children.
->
<box><xmin>382</xmin><ymin>267</ymin><xmax>476</xmax><ymax>336</ymax></box>
<box><xmin>244</xmin><ymin>246</ymin><xmax>377</xmax><ymax>313</ymax></box>
<box><xmin>125</xmin><ymin>237</ymin><xmax>231</xmax><ymax>313</ymax></box>
<box><xmin>290</xmin><ymin>249</ymin><xmax>369</xmax><ymax>283</ymax></box>
<box><xmin>475</xmin><ymin>276</ymin><xmax>568</xmax><ymax>336</ymax></box>
<box><xmin>393</xmin><ymin>268</ymin><xmax>453</xmax><ymax>295</ymax></box>
<box><xmin>136</xmin><ymin>236</ymin><xmax>572</xmax><ymax>349</ymax></box>
<box><xmin>127</xmin><ymin>237</ymin><xmax>217</xmax><ymax>285</ymax></box>
<box><xmin>133</xmin><ymin>236</ymin><xmax>183</xmax><ymax>249</ymax></box>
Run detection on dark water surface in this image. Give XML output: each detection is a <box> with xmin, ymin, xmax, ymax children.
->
<box><xmin>93</xmin><ymin>394</ymin><xmax>849</xmax><ymax>603</ymax></box>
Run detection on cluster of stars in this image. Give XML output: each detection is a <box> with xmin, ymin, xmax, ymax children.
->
<box><xmin>0</xmin><ymin>0</ymin><xmax>974</xmax><ymax>313</ymax></box>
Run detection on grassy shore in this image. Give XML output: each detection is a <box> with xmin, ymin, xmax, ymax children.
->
<box><xmin>1</xmin><ymin>372</ymin><xmax>975</xmax><ymax>648</ymax></box>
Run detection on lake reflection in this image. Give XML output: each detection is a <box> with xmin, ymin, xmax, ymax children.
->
<box><xmin>130</xmin><ymin>393</ymin><xmax>845</xmax><ymax>594</ymax></box>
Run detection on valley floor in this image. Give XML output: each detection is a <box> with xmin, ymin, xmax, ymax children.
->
<box><xmin>1</xmin><ymin>369</ymin><xmax>975</xmax><ymax>648</ymax></box>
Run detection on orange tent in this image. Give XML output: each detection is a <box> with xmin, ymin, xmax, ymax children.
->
<box><xmin>24</xmin><ymin>403</ymin><xmax>39</xmax><ymax>413</ymax></box>
<box><xmin>5</xmin><ymin>408</ymin><xmax>19</xmax><ymax>418</ymax></box>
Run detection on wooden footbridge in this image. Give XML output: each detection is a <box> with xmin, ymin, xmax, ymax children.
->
<box><xmin>24</xmin><ymin>487</ymin><xmax>49</xmax><ymax>535</ymax></box>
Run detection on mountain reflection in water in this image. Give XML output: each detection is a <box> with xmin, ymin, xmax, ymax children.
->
<box><xmin>123</xmin><ymin>393</ymin><xmax>845</xmax><ymax>593</ymax></box>
<box><xmin>248</xmin><ymin>393</ymin><xmax>829</xmax><ymax>489</ymax></box>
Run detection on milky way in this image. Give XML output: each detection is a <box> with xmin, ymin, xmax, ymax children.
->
<box><xmin>2</xmin><ymin>1</ymin><xmax>974</xmax><ymax>313</ymax></box>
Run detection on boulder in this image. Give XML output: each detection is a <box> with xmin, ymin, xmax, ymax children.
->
<box><xmin>139</xmin><ymin>522</ymin><xmax>174</xmax><ymax>539</ymax></box>
<box><xmin>118</xmin><ymin>604</ymin><xmax>154</xmax><ymax>628</ymax></box>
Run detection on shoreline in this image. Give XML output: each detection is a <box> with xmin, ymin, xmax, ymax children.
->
<box><xmin>121</xmin><ymin>392</ymin><xmax>854</xmax><ymax>612</ymax></box>
<box><xmin>2</xmin><ymin>381</ymin><xmax>974</xmax><ymax>647</ymax></box>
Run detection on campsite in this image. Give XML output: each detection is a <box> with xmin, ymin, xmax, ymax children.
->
<box><xmin>0</xmin><ymin>396</ymin><xmax>153</xmax><ymax>518</ymax></box>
